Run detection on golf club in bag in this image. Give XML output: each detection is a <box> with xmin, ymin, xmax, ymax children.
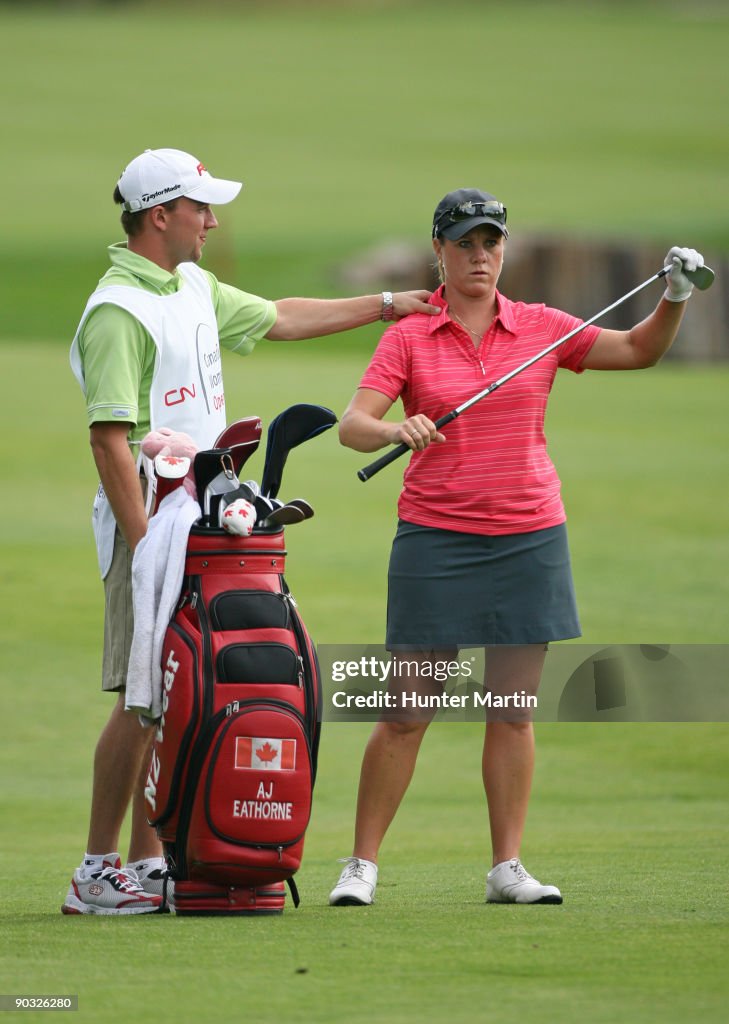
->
<box><xmin>357</xmin><ymin>262</ymin><xmax>715</xmax><ymax>482</ymax></box>
<box><xmin>145</xmin><ymin>413</ymin><xmax>327</xmax><ymax>916</ymax></box>
<box><xmin>261</xmin><ymin>403</ymin><xmax>338</xmax><ymax>499</ymax></box>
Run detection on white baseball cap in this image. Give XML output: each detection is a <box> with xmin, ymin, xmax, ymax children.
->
<box><xmin>117</xmin><ymin>148</ymin><xmax>243</xmax><ymax>213</ymax></box>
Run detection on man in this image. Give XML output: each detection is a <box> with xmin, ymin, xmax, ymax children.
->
<box><xmin>64</xmin><ymin>147</ymin><xmax>439</xmax><ymax>915</ymax></box>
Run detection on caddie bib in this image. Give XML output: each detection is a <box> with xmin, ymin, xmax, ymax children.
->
<box><xmin>70</xmin><ymin>263</ymin><xmax>225</xmax><ymax>576</ymax></box>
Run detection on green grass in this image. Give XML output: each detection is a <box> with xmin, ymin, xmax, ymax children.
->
<box><xmin>1</xmin><ymin>341</ymin><xmax>728</xmax><ymax>1022</ymax></box>
<box><xmin>1</xmin><ymin>716</ymin><xmax>728</xmax><ymax>1024</ymax></box>
<box><xmin>1</xmin><ymin>2</ymin><xmax>728</xmax><ymax>1020</ymax></box>
<box><xmin>1</xmin><ymin>0</ymin><xmax>729</xmax><ymax>340</ymax></box>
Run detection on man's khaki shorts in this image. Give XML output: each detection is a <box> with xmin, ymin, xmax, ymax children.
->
<box><xmin>102</xmin><ymin>526</ymin><xmax>135</xmax><ymax>692</ymax></box>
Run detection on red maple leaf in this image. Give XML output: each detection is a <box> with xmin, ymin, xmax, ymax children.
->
<box><xmin>255</xmin><ymin>742</ymin><xmax>278</xmax><ymax>763</ymax></box>
<box><xmin>162</xmin><ymin>456</ymin><xmax>185</xmax><ymax>466</ymax></box>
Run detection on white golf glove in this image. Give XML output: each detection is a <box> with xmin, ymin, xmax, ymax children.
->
<box><xmin>663</xmin><ymin>246</ymin><xmax>704</xmax><ymax>302</ymax></box>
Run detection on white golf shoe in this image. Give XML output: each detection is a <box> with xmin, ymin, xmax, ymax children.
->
<box><xmin>127</xmin><ymin>857</ymin><xmax>174</xmax><ymax>912</ymax></box>
<box><xmin>61</xmin><ymin>855</ymin><xmax>163</xmax><ymax>915</ymax></box>
<box><xmin>486</xmin><ymin>858</ymin><xmax>563</xmax><ymax>905</ymax></box>
<box><xmin>329</xmin><ymin>857</ymin><xmax>378</xmax><ymax>906</ymax></box>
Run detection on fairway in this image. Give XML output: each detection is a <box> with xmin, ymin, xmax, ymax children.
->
<box><xmin>1</xmin><ymin>342</ymin><xmax>727</xmax><ymax>1023</ymax></box>
<box><xmin>1</xmin><ymin>1</ymin><xmax>728</xmax><ymax>1022</ymax></box>
<box><xmin>2</xmin><ymin>720</ymin><xmax>728</xmax><ymax>1024</ymax></box>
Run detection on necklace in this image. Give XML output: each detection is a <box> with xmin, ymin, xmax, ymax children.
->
<box><xmin>450</xmin><ymin>309</ymin><xmax>485</xmax><ymax>339</ymax></box>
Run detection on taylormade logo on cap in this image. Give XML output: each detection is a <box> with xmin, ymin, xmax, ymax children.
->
<box><xmin>141</xmin><ymin>184</ymin><xmax>183</xmax><ymax>203</ymax></box>
<box><xmin>117</xmin><ymin>148</ymin><xmax>243</xmax><ymax>213</ymax></box>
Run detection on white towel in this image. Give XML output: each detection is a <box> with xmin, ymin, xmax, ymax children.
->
<box><xmin>125</xmin><ymin>488</ymin><xmax>201</xmax><ymax>723</ymax></box>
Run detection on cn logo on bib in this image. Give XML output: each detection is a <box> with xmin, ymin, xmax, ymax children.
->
<box><xmin>164</xmin><ymin>383</ymin><xmax>197</xmax><ymax>407</ymax></box>
<box><xmin>235</xmin><ymin>737</ymin><xmax>296</xmax><ymax>771</ymax></box>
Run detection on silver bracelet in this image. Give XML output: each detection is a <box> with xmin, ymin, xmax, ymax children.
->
<box><xmin>380</xmin><ymin>290</ymin><xmax>395</xmax><ymax>322</ymax></box>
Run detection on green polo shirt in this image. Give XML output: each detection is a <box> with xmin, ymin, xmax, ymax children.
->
<box><xmin>75</xmin><ymin>244</ymin><xmax>277</xmax><ymax>445</ymax></box>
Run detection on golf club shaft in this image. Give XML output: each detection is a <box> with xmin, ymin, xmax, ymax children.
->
<box><xmin>358</xmin><ymin>266</ymin><xmax>671</xmax><ymax>482</ymax></box>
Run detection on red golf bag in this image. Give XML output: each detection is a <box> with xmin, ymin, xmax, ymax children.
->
<box><xmin>144</xmin><ymin>524</ymin><xmax>321</xmax><ymax>915</ymax></box>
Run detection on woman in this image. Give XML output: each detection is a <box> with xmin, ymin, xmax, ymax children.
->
<box><xmin>328</xmin><ymin>187</ymin><xmax>705</xmax><ymax>907</ymax></box>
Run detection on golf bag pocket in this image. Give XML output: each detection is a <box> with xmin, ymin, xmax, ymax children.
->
<box><xmin>209</xmin><ymin>590</ymin><xmax>290</xmax><ymax>631</ymax></box>
<box><xmin>186</xmin><ymin>703</ymin><xmax>313</xmax><ymax>885</ymax></box>
<box><xmin>216</xmin><ymin>641</ymin><xmax>301</xmax><ymax>687</ymax></box>
<box><xmin>145</xmin><ymin>623</ymin><xmax>202</xmax><ymax>831</ymax></box>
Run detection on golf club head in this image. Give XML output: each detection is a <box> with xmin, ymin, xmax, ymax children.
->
<box><xmin>220</xmin><ymin>482</ymin><xmax>259</xmax><ymax>507</ymax></box>
<box><xmin>253</xmin><ymin>494</ymin><xmax>275</xmax><ymax>521</ymax></box>
<box><xmin>286</xmin><ymin>498</ymin><xmax>315</xmax><ymax>521</ymax></box>
<box><xmin>214</xmin><ymin>416</ymin><xmax>262</xmax><ymax>449</ymax></box>
<box><xmin>229</xmin><ymin>440</ymin><xmax>260</xmax><ymax>476</ymax></box>
<box><xmin>214</xmin><ymin>416</ymin><xmax>263</xmax><ymax>475</ymax></box>
<box><xmin>260</xmin><ymin>504</ymin><xmax>307</xmax><ymax>528</ymax></box>
<box><xmin>194</xmin><ymin>449</ymin><xmax>232</xmax><ymax>521</ymax></box>
<box><xmin>218</xmin><ymin>496</ymin><xmax>257</xmax><ymax>533</ymax></box>
<box><xmin>261</xmin><ymin>403</ymin><xmax>338</xmax><ymax>499</ymax></box>
<box><xmin>685</xmin><ymin>264</ymin><xmax>715</xmax><ymax>291</ymax></box>
<box><xmin>152</xmin><ymin>454</ymin><xmax>191</xmax><ymax>513</ymax></box>
<box><xmin>207</xmin><ymin>466</ymin><xmax>240</xmax><ymax>495</ymax></box>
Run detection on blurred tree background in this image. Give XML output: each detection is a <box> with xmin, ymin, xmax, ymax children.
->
<box><xmin>0</xmin><ymin>0</ymin><xmax>727</xmax><ymax>351</ymax></box>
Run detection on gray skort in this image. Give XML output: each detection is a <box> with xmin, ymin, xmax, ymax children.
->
<box><xmin>386</xmin><ymin>520</ymin><xmax>580</xmax><ymax>649</ymax></box>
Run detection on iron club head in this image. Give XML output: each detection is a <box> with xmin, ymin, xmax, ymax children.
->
<box><xmin>260</xmin><ymin>504</ymin><xmax>307</xmax><ymax>528</ymax></box>
<box><xmin>285</xmin><ymin>498</ymin><xmax>314</xmax><ymax>521</ymax></box>
<box><xmin>685</xmin><ymin>264</ymin><xmax>715</xmax><ymax>291</ymax></box>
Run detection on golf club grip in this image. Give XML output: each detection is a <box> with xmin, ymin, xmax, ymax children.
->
<box><xmin>357</xmin><ymin>443</ymin><xmax>409</xmax><ymax>481</ymax></box>
<box><xmin>357</xmin><ymin>411</ymin><xmax>459</xmax><ymax>482</ymax></box>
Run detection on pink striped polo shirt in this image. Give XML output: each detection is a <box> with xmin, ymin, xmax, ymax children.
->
<box><xmin>359</xmin><ymin>285</ymin><xmax>600</xmax><ymax>535</ymax></box>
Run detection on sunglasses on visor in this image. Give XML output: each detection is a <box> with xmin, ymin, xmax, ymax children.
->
<box><xmin>433</xmin><ymin>200</ymin><xmax>507</xmax><ymax>237</ymax></box>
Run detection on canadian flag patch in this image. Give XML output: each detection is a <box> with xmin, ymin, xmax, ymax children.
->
<box><xmin>235</xmin><ymin>737</ymin><xmax>296</xmax><ymax>771</ymax></box>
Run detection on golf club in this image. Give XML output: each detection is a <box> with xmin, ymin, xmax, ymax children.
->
<box><xmin>358</xmin><ymin>262</ymin><xmax>715</xmax><ymax>482</ymax></box>
<box><xmin>151</xmin><ymin>453</ymin><xmax>191</xmax><ymax>514</ymax></box>
<box><xmin>260</xmin><ymin>504</ymin><xmax>307</xmax><ymax>528</ymax></box>
<box><xmin>683</xmin><ymin>264</ymin><xmax>715</xmax><ymax>291</ymax></box>
<box><xmin>242</xmin><ymin>479</ymin><xmax>261</xmax><ymax>500</ymax></box>
<box><xmin>285</xmin><ymin>498</ymin><xmax>315</xmax><ymax>521</ymax></box>
<box><xmin>261</xmin><ymin>404</ymin><xmax>337</xmax><ymax>499</ymax></box>
<box><xmin>214</xmin><ymin>415</ymin><xmax>262</xmax><ymax>448</ymax></box>
<box><xmin>205</xmin><ymin>460</ymin><xmax>239</xmax><ymax>525</ymax></box>
<box><xmin>193</xmin><ymin>449</ymin><xmax>236</xmax><ymax>526</ymax></box>
<box><xmin>253</xmin><ymin>493</ymin><xmax>276</xmax><ymax>522</ymax></box>
<box><xmin>218</xmin><ymin>480</ymin><xmax>258</xmax><ymax>512</ymax></box>
<box><xmin>193</xmin><ymin>449</ymin><xmax>231</xmax><ymax>517</ymax></box>
<box><xmin>213</xmin><ymin>416</ymin><xmax>262</xmax><ymax>476</ymax></box>
<box><xmin>218</xmin><ymin>496</ymin><xmax>258</xmax><ymax>534</ymax></box>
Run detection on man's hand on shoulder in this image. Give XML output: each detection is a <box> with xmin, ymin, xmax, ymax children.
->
<box><xmin>390</xmin><ymin>291</ymin><xmax>441</xmax><ymax>321</ymax></box>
